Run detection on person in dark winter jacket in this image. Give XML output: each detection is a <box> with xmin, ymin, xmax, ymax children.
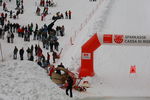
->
<box><xmin>9</xmin><ymin>10</ymin><xmax>13</xmax><ymax>18</ymax></box>
<box><xmin>56</xmin><ymin>62</ymin><xmax>64</xmax><ymax>75</ymax></box>
<box><xmin>0</xmin><ymin>0</ymin><xmax>2</xmax><ymax>6</ymax></box>
<box><xmin>52</xmin><ymin>51</ymin><xmax>57</xmax><ymax>63</ymax></box>
<box><xmin>65</xmin><ymin>11</ymin><xmax>68</xmax><ymax>19</ymax></box>
<box><xmin>68</xmin><ymin>10</ymin><xmax>72</xmax><ymax>19</ymax></box>
<box><xmin>0</xmin><ymin>16</ymin><xmax>5</xmax><ymax>28</ymax></box>
<box><xmin>37</xmin><ymin>59</ymin><xmax>42</xmax><ymax>66</ymax></box>
<box><xmin>58</xmin><ymin>62</ymin><xmax>64</xmax><ymax>68</ymax></box>
<box><xmin>26</xmin><ymin>47</ymin><xmax>31</xmax><ymax>60</ymax></box>
<box><xmin>13</xmin><ymin>46</ymin><xmax>18</xmax><ymax>59</ymax></box>
<box><xmin>35</xmin><ymin>44</ymin><xmax>38</xmax><ymax>56</ymax></box>
<box><xmin>36</xmin><ymin>6</ymin><xmax>41</xmax><ymax>16</ymax></box>
<box><xmin>31</xmin><ymin>45</ymin><xmax>34</xmax><ymax>56</ymax></box>
<box><xmin>54</xmin><ymin>40</ymin><xmax>59</xmax><ymax>51</ymax></box>
<box><xmin>7</xmin><ymin>31</ymin><xmax>11</xmax><ymax>43</ymax></box>
<box><xmin>19</xmin><ymin>48</ymin><xmax>24</xmax><ymax>60</ymax></box>
<box><xmin>3</xmin><ymin>2</ymin><xmax>6</xmax><ymax>11</ymax></box>
<box><xmin>29</xmin><ymin>54</ymin><xmax>34</xmax><ymax>61</ymax></box>
<box><xmin>60</xmin><ymin>25</ymin><xmax>65</xmax><ymax>36</ymax></box>
<box><xmin>47</xmin><ymin>52</ymin><xmax>50</xmax><ymax>64</ymax></box>
<box><xmin>49</xmin><ymin>40</ymin><xmax>54</xmax><ymax>52</ymax></box>
<box><xmin>66</xmin><ymin>76</ymin><xmax>73</xmax><ymax>98</ymax></box>
<box><xmin>10</xmin><ymin>32</ymin><xmax>14</xmax><ymax>43</ymax></box>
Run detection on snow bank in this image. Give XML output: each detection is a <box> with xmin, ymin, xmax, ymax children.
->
<box><xmin>0</xmin><ymin>60</ymin><xmax>72</xmax><ymax>100</ymax></box>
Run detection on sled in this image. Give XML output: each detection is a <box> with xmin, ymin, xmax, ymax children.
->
<box><xmin>49</xmin><ymin>66</ymin><xmax>87</xmax><ymax>92</ymax></box>
<box><xmin>51</xmin><ymin>67</ymin><xmax>69</xmax><ymax>84</ymax></box>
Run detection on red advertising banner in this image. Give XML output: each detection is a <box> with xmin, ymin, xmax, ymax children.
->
<box><xmin>98</xmin><ymin>34</ymin><xmax>150</xmax><ymax>45</ymax></box>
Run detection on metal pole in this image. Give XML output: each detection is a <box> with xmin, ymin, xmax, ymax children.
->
<box><xmin>0</xmin><ymin>42</ymin><xmax>4</xmax><ymax>62</ymax></box>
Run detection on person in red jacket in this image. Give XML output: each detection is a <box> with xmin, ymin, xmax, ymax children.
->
<box><xmin>48</xmin><ymin>65</ymin><xmax>55</xmax><ymax>79</ymax></box>
<box><xmin>17</xmin><ymin>27</ymin><xmax>22</xmax><ymax>37</ymax></box>
<box><xmin>37</xmin><ymin>46</ymin><xmax>43</xmax><ymax>60</ymax></box>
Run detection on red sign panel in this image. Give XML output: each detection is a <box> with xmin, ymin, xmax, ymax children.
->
<box><xmin>130</xmin><ymin>65</ymin><xmax>136</xmax><ymax>74</ymax></box>
<box><xmin>103</xmin><ymin>34</ymin><xmax>113</xmax><ymax>43</ymax></box>
<box><xmin>82</xmin><ymin>53</ymin><xmax>91</xmax><ymax>60</ymax></box>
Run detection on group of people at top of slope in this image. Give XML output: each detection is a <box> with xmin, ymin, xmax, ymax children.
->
<box><xmin>36</xmin><ymin>0</ymin><xmax>72</xmax><ymax>21</ymax></box>
<box><xmin>0</xmin><ymin>0</ymin><xmax>74</xmax><ymax>98</ymax></box>
<box><xmin>0</xmin><ymin>0</ymin><xmax>24</xmax><ymax>20</ymax></box>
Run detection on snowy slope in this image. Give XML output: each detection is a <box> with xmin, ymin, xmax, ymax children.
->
<box><xmin>0</xmin><ymin>60</ymin><xmax>71</xmax><ymax>100</ymax></box>
<box><xmin>62</xmin><ymin>0</ymin><xmax>150</xmax><ymax>97</ymax></box>
<box><xmin>91</xmin><ymin>0</ymin><xmax>150</xmax><ymax>97</ymax></box>
<box><xmin>0</xmin><ymin>0</ymin><xmax>101</xmax><ymax>99</ymax></box>
<box><xmin>1</xmin><ymin>0</ymin><xmax>150</xmax><ymax>99</ymax></box>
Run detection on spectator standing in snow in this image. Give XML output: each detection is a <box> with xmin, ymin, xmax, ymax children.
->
<box><xmin>26</xmin><ymin>47</ymin><xmax>31</xmax><ymax>60</ymax></box>
<box><xmin>60</xmin><ymin>25</ymin><xmax>65</xmax><ymax>36</ymax></box>
<box><xmin>3</xmin><ymin>2</ymin><xmax>6</xmax><ymax>11</ymax></box>
<box><xmin>60</xmin><ymin>13</ymin><xmax>64</xmax><ymax>19</ymax></box>
<box><xmin>0</xmin><ymin>15</ymin><xmax>5</xmax><ymax>28</ymax></box>
<box><xmin>68</xmin><ymin>10</ymin><xmax>72</xmax><ymax>19</ymax></box>
<box><xmin>10</xmin><ymin>10</ymin><xmax>13</xmax><ymax>18</ymax></box>
<box><xmin>31</xmin><ymin>45</ymin><xmax>34</xmax><ymax>56</ymax></box>
<box><xmin>49</xmin><ymin>40</ymin><xmax>54</xmax><ymax>52</ymax></box>
<box><xmin>36</xmin><ymin>6</ymin><xmax>41</xmax><ymax>16</ymax></box>
<box><xmin>52</xmin><ymin>51</ymin><xmax>57</xmax><ymax>63</ymax></box>
<box><xmin>19</xmin><ymin>47</ymin><xmax>24</xmax><ymax>60</ymax></box>
<box><xmin>1</xmin><ymin>29</ymin><xmax>5</xmax><ymax>39</ymax></box>
<box><xmin>29</xmin><ymin>54</ymin><xmax>34</xmax><ymax>61</ymax></box>
<box><xmin>16</xmin><ymin>0</ymin><xmax>20</xmax><ymax>8</ymax></box>
<box><xmin>35</xmin><ymin>44</ymin><xmax>38</xmax><ymax>56</ymax></box>
<box><xmin>4</xmin><ymin>13</ymin><xmax>7</xmax><ymax>21</ymax></box>
<box><xmin>20</xmin><ymin>4</ymin><xmax>24</xmax><ymax>14</ymax></box>
<box><xmin>10</xmin><ymin>32</ymin><xmax>14</xmax><ymax>43</ymax></box>
<box><xmin>13</xmin><ymin>46</ymin><xmax>18</xmax><ymax>59</ymax></box>
<box><xmin>65</xmin><ymin>11</ymin><xmax>68</xmax><ymax>19</ymax></box>
<box><xmin>37</xmin><ymin>45</ymin><xmax>43</xmax><ymax>60</ymax></box>
<box><xmin>16</xmin><ymin>9</ymin><xmax>20</xmax><ymax>19</ymax></box>
<box><xmin>54</xmin><ymin>40</ymin><xmax>59</xmax><ymax>51</ymax></box>
<box><xmin>7</xmin><ymin>31</ymin><xmax>11</xmax><ymax>43</ymax></box>
<box><xmin>66</xmin><ymin>76</ymin><xmax>73</xmax><ymax>98</ymax></box>
<box><xmin>47</xmin><ymin>52</ymin><xmax>50</xmax><ymax>64</ymax></box>
<box><xmin>0</xmin><ymin>0</ymin><xmax>2</xmax><ymax>6</ymax></box>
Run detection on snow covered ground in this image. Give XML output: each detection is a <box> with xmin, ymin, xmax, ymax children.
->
<box><xmin>93</xmin><ymin>0</ymin><xmax>150</xmax><ymax>97</ymax></box>
<box><xmin>1</xmin><ymin>0</ymin><xmax>150</xmax><ymax>99</ymax></box>
<box><xmin>0</xmin><ymin>60</ymin><xmax>71</xmax><ymax>100</ymax></box>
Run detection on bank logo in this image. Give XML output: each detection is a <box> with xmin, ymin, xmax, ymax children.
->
<box><xmin>114</xmin><ymin>35</ymin><xmax>124</xmax><ymax>44</ymax></box>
